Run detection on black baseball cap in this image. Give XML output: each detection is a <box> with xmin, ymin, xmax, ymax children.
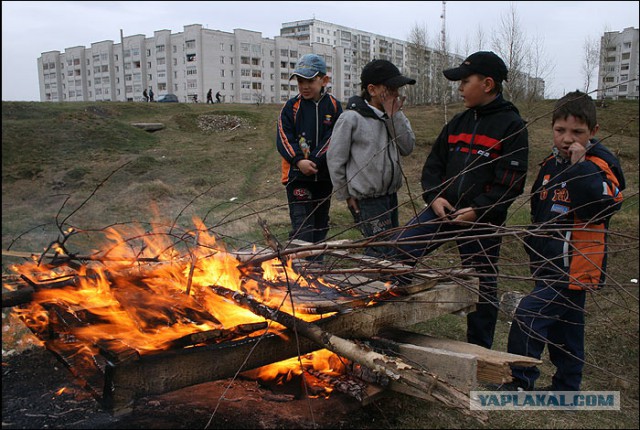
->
<box><xmin>361</xmin><ymin>59</ymin><xmax>416</xmax><ymax>89</ymax></box>
<box><xmin>443</xmin><ymin>51</ymin><xmax>508</xmax><ymax>82</ymax></box>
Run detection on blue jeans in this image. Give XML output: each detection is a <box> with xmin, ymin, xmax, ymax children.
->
<box><xmin>507</xmin><ymin>282</ymin><xmax>586</xmax><ymax>391</ymax></box>
<box><xmin>351</xmin><ymin>194</ymin><xmax>399</xmax><ymax>259</ymax></box>
<box><xmin>286</xmin><ymin>180</ymin><xmax>332</xmax><ymax>247</ymax></box>
<box><xmin>393</xmin><ymin>207</ymin><xmax>502</xmax><ymax>349</ymax></box>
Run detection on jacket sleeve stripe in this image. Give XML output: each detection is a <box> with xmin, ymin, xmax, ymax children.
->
<box><xmin>567</xmin><ymin>225</ymin><xmax>606</xmax><ymax>290</ymax></box>
<box><xmin>448</xmin><ymin>133</ymin><xmax>503</xmax><ymax>151</ymax></box>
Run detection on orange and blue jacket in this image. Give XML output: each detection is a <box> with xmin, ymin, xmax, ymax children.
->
<box><xmin>276</xmin><ymin>92</ymin><xmax>342</xmax><ymax>184</ymax></box>
<box><xmin>525</xmin><ymin>140</ymin><xmax>625</xmax><ymax>290</ymax></box>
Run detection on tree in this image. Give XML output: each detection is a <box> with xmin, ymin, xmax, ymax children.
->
<box><xmin>491</xmin><ymin>2</ymin><xmax>528</xmax><ymax>102</ymax></box>
<box><xmin>524</xmin><ymin>33</ymin><xmax>555</xmax><ymax>103</ymax></box>
<box><xmin>582</xmin><ymin>36</ymin><xmax>600</xmax><ymax>94</ymax></box>
<box><xmin>406</xmin><ymin>23</ymin><xmax>432</xmax><ymax>105</ymax></box>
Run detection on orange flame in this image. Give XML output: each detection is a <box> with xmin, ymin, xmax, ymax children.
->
<box><xmin>7</xmin><ymin>217</ymin><xmax>337</xmax><ymax>362</ymax></box>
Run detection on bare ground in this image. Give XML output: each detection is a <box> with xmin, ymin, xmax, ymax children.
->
<box><xmin>1</xmin><ymin>344</ymin><xmax>399</xmax><ymax>429</ymax></box>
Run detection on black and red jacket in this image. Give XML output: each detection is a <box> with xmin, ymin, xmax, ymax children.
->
<box><xmin>276</xmin><ymin>92</ymin><xmax>342</xmax><ymax>184</ymax></box>
<box><xmin>525</xmin><ymin>140</ymin><xmax>625</xmax><ymax>290</ymax></box>
<box><xmin>421</xmin><ymin>94</ymin><xmax>529</xmax><ymax>225</ymax></box>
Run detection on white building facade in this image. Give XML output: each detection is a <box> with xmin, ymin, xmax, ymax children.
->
<box><xmin>37</xmin><ymin>19</ymin><xmax>449</xmax><ymax>105</ymax></box>
<box><xmin>597</xmin><ymin>27</ymin><xmax>639</xmax><ymax>100</ymax></box>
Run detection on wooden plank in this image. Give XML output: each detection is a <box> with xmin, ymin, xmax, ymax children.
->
<box><xmin>101</xmin><ymin>280</ymin><xmax>478</xmax><ymax>413</ymax></box>
<box><xmin>377</xmin><ymin>329</ymin><xmax>542</xmax><ymax>384</ymax></box>
<box><xmin>369</xmin><ymin>337</ymin><xmax>477</xmax><ymax>392</ymax></box>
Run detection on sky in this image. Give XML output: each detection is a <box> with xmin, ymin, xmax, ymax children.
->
<box><xmin>2</xmin><ymin>1</ymin><xmax>638</xmax><ymax>101</ymax></box>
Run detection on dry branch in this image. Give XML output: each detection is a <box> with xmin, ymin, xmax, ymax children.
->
<box><xmin>208</xmin><ymin>284</ymin><xmax>487</xmax><ymax>422</ymax></box>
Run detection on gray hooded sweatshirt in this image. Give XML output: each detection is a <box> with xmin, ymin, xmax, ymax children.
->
<box><xmin>327</xmin><ymin>95</ymin><xmax>415</xmax><ymax>201</ymax></box>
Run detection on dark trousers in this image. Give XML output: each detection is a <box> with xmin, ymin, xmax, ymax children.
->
<box><xmin>285</xmin><ymin>180</ymin><xmax>332</xmax><ymax>246</ymax></box>
<box><xmin>393</xmin><ymin>207</ymin><xmax>502</xmax><ymax>349</ymax></box>
<box><xmin>507</xmin><ymin>282</ymin><xmax>586</xmax><ymax>391</ymax></box>
<box><xmin>350</xmin><ymin>193</ymin><xmax>399</xmax><ymax>258</ymax></box>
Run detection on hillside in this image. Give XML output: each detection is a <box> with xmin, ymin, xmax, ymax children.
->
<box><xmin>2</xmin><ymin>99</ymin><xmax>638</xmax><ymax>429</ymax></box>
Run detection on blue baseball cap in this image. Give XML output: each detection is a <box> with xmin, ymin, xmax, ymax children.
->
<box><xmin>290</xmin><ymin>54</ymin><xmax>327</xmax><ymax>80</ymax></box>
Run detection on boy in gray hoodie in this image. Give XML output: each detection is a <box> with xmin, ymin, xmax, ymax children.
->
<box><xmin>327</xmin><ymin>60</ymin><xmax>416</xmax><ymax>257</ymax></box>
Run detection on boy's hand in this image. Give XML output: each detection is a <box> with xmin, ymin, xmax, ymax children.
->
<box><xmin>381</xmin><ymin>89</ymin><xmax>406</xmax><ymax>117</ymax></box>
<box><xmin>568</xmin><ymin>142</ymin><xmax>588</xmax><ymax>165</ymax></box>
<box><xmin>432</xmin><ymin>197</ymin><xmax>455</xmax><ymax>219</ymax></box>
<box><xmin>449</xmin><ymin>207</ymin><xmax>477</xmax><ymax>225</ymax></box>
<box><xmin>346</xmin><ymin>197</ymin><xmax>361</xmax><ymax>223</ymax></box>
<box><xmin>296</xmin><ymin>159</ymin><xmax>318</xmax><ymax>175</ymax></box>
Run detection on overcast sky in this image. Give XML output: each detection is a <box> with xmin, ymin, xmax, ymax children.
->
<box><xmin>2</xmin><ymin>1</ymin><xmax>638</xmax><ymax>101</ymax></box>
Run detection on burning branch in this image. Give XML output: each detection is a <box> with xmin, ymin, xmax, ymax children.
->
<box><xmin>208</xmin><ymin>284</ymin><xmax>488</xmax><ymax>422</ymax></box>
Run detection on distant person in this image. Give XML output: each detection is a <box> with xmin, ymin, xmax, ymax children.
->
<box><xmin>149</xmin><ymin>88</ymin><xmax>154</xmax><ymax>102</ymax></box>
<box><xmin>327</xmin><ymin>59</ymin><xmax>416</xmax><ymax>258</ymax></box>
<box><xmin>207</xmin><ymin>89</ymin><xmax>213</xmax><ymax>104</ymax></box>
<box><xmin>506</xmin><ymin>91</ymin><xmax>625</xmax><ymax>391</ymax></box>
<box><xmin>142</xmin><ymin>88</ymin><xmax>149</xmax><ymax>102</ymax></box>
<box><xmin>276</xmin><ymin>53</ymin><xmax>343</xmax><ymax>256</ymax></box>
<box><xmin>215</xmin><ymin>91</ymin><xmax>222</xmax><ymax>103</ymax></box>
<box><xmin>391</xmin><ymin>51</ymin><xmax>529</xmax><ymax>350</ymax></box>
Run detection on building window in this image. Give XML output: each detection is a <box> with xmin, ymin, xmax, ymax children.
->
<box><xmin>186</xmin><ymin>53</ymin><xmax>196</xmax><ymax>62</ymax></box>
<box><xmin>186</xmin><ymin>39</ymin><xmax>196</xmax><ymax>49</ymax></box>
<box><xmin>156</xmin><ymin>45</ymin><xmax>165</xmax><ymax>53</ymax></box>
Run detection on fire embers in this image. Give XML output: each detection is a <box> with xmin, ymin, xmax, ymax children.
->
<box><xmin>240</xmin><ymin>348</ymin><xmax>390</xmax><ymax>402</ymax></box>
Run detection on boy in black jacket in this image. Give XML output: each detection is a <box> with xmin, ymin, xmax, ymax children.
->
<box><xmin>507</xmin><ymin>91</ymin><xmax>625</xmax><ymax>391</ymax></box>
<box><xmin>276</xmin><ymin>54</ymin><xmax>342</xmax><ymax>251</ymax></box>
<box><xmin>393</xmin><ymin>51</ymin><xmax>529</xmax><ymax>349</ymax></box>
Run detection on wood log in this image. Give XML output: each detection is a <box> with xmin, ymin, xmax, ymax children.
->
<box><xmin>377</xmin><ymin>328</ymin><xmax>542</xmax><ymax>384</ymax></box>
<box><xmin>208</xmin><ymin>284</ymin><xmax>487</xmax><ymax>423</ymax></box>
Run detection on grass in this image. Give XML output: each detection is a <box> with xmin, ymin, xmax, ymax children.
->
<box><xmin>2</xmin><ymin>99</ymin><xmax>638</xmax><ymax>428</ymax></box>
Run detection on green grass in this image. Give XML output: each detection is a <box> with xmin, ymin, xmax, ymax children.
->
<box><xmin>2</xmin><ymin>99</ymin><xmax>638</xmax><ymax>428</ymax></box>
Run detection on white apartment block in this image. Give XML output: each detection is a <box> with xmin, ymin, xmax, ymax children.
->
<box><xmin>597</xmin><ymin>27</ymin><xmax>639</xmax><ymax>100</ymax></box>
<box><xmin>38</xmin><ymin>19</ymin><xmax>455</xmax><ymax>105</ymax></box>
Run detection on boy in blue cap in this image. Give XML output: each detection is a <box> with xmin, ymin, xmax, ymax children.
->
<box><xmin>392</xmin><ymin>51</ymin><xmax>529</xmax><ymax>349</ymax></box>
<box><xmin>276</xmin><ymin>54</ymin><xmax>342</xmax><ymax>253</ymax></box>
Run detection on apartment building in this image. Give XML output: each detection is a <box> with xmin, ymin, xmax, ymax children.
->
<box><xmin>597</xmin><ymin>27</ymin><xmax>639</xmax><ymax>100</ymax></box>
<box><xmin>38</xmin><ymin>24</ymin><xmax>335</xmax><ymax>104</ymax></box>
<box><xmin>38</xmin><ymin>18</ymin><xmax>456</xmax><ymax>104</ymax></box>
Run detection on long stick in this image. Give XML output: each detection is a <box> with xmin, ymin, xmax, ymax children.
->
<box><xmin>208</xmin><ymin>284</ymin><xmax>487</xmax><ymax>422</ymax></box>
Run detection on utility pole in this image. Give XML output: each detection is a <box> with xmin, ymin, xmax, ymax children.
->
<box><xmin>441</xmin><ymin>1</ymin><xmax>448</xmax><ymax>123</ymax></box>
